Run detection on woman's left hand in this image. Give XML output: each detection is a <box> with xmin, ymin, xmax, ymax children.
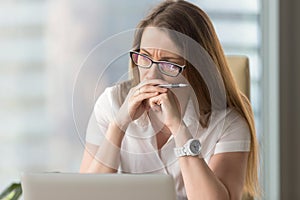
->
<box><xmin>147</xmin><ymin>89</ymin><xmax>182</xmax><ymax>133</ymax></box>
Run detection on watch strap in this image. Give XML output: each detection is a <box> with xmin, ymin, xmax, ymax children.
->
<box><xmin>174</xmin><ymin>146</ymin><xmax>187</xmax><ymax>157</ymax></box>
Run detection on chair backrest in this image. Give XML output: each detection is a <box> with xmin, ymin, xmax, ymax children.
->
<box><xmin>226</xmin><ymin>55</ymin><xmax>250</xmax><ymax>100</ymax></box>
<box><xmin>226</xmin><ymin>55</ymin><xmax>252</xmax><ymax>200</ymax></box>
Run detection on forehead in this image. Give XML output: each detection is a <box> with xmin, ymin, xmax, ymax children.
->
<box><xmin>140</xmin><ymin>27</ymin><xmax>181</xmax><ymax>56</ymax></box>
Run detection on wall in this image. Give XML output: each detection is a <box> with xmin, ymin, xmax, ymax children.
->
<box><xmin>280</xmin><ymin>0</ymin><xmax>300</xmax><ymax>199</ymax></box>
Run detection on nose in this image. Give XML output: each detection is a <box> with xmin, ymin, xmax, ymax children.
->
<box><xmin>144</xmin><ymin>63</ymin><xmax>162</xmax><ymax>80</ymax></box>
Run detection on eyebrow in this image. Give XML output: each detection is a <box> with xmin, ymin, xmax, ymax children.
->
<box><xmin>140</xmin><ymin>48</ymin><xmax>182</xmax><ymax>61</ymax></box>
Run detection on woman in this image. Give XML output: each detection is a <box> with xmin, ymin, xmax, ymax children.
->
<box><xmin>80</xmin><ymin>1</ymin><xmax>260</xmax><ymax>199</ymax></box>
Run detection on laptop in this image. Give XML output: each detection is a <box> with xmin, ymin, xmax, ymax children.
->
<box><xmin>21</xmin><ymin>173</ymin><xmax>177</xmax><ymax>200</ymax></box>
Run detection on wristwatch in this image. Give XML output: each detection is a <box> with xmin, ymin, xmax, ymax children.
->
<box><xmin>174</xmin><ymin>139</ymin><xmax>202</xmax><ymax>157</ymax></box>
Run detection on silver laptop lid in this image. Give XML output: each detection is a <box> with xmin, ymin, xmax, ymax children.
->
<box><xmin>21</xmin><ymin>173</ymin><xmax>176</xmax><ymax>200</ymax></box>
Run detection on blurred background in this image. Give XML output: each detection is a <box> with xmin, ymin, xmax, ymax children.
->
<box><xmin>1</xmin><ymin>0</ymin><xmax>299</xmax><ymax>199</ymax></box>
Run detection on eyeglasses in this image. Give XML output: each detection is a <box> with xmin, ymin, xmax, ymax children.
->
<box><xmin>129</xmin><ymin>51</ymin><xmax>185</xmax><ymax>77</ymax></box>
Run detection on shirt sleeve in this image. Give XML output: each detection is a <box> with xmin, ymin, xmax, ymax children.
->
<box><xmin>214</xmin><ymin>109</ymin><xmax>251</xmax><ymax>154</ymax></box>
<box><xmin>85</xmin><ymin>81</ymin><xmax>131</xmax><ymax>146</ymax></box>
<box><xmin>85</xmin><ymin>86</ymin><xmax>118</xmax><ymax>146</ymax></box>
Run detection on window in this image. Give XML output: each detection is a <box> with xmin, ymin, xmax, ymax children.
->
<box><xmin>192</xmin><ymin>0</ymin><xmax>262</xmax><ymax>138</ymax></box>
<box><xmin>0</xmin><ymin>1</ymin><xmax>50</xmax><ymax>190</ymax></box>
<box><xmin>1</xmin><ymin>1</ymin><xmax>278</xmax><ymax>198</ymax></box>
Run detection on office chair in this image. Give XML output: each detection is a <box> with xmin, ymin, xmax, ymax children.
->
<box><xmin>226</xmin><ymin>55</ymin><xmax>250</xmax><ymax>100</ymax></box>
<box><xmin>227</xmin><ymin>55</ymin><xmax>253</xmax><ymax>200</ymax></box>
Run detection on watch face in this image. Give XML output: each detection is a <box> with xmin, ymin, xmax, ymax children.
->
<box><xmin>190</xmin><ymin>140</ymin><xmax>201</xmax><ymax>154</ymax></box>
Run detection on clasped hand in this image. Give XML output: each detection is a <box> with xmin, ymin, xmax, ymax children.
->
<box><xmin>115</xmin><ymin>79</ymin><xmax>182</xmax><ymax>132</ymax></box>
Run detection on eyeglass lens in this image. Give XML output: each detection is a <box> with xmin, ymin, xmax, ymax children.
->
<box><xmin>131</xmin><ymin>52</ymin><xmax>182</xmax><ymax>77</ymax></box>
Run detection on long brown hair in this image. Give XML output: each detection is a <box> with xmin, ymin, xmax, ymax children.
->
<box><xmin>130</xmin><ymin>0</ymin><xmax>260</xmax><ymax>197</ymax></box>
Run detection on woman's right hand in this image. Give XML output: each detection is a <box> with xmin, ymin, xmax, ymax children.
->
<box><xmin>115</xmin><ymin>79</ymin><xmax>168</xmax><ymax>131</ymax></box>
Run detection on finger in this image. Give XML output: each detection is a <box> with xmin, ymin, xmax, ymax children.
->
<box><xmin>131</xmin><ymin>92</ymin><xmax>159</xmax><ymax>107</ymax></box>
<box><xmin>132</xmin><ymin>83</ymin><xmax>167</xmax><ymax>97</ymax></box>
<box><xmin>148</xmin><ymin>94</ymin><xmax>163</xmax><ymax>109</ymax></box>
<box><xmin>139</xmin><ymin>85</ymin><xmax>168</xmax><ymax>94</ymax></box>
<box><xmin>149</xmin><ymin>92</ymin><xmax>177</xmax><ymax>111</ymax></box>
<box><xmin>139</xmin><ymin>79</ymin><xmax>169</xmax><ymax>88</ymax></box>
<box><xmin>127</xmin><ymin>92</ymin><xmax>159</xmax><ymax>118</ymax></box>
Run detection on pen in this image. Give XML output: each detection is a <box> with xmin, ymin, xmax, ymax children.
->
<box><xmin>157</xmin><ymin>83</ymin><xmax>189</xmax><ymax>88</ymax></box>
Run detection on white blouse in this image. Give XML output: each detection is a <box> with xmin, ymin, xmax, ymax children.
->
<box><xmin>85</xmin><ymin>81</ymin><xmax>251</xmax><ymax>200</ymax></box>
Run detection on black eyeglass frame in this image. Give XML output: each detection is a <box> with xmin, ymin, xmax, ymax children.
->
<box><xmin>129</xmin><ymin>50</ymin><xmax>186</xmax><ymax>77</ymax></box>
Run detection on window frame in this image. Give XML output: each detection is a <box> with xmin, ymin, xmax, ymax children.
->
<box><xmin>261</xmin><ymin>0</ymin><xmax>280</xmax><ymax>199</ymax></box>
